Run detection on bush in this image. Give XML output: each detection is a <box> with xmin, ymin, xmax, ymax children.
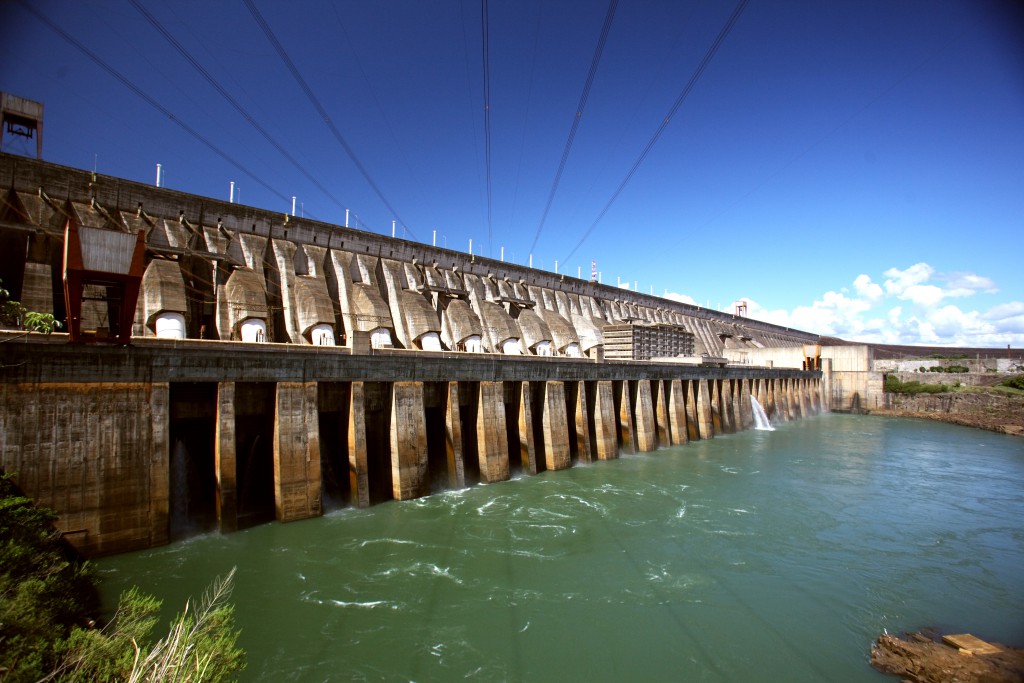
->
<box><xmin>0</xmin><ymin>473</ymin><xmax>244</xmax><ymax>682</ymax></box>
<box><xmin>0</xmin><ymin>473</ymin><xmax>98</xmax><ymax>681</ymax></box>
<box><xmin>1001</xmin><ymin>375</ymin><xmax>1024</xmax><ymax>391</ymax></box>
<box><xmin>884</xmin><ymin>376</ymin><xmax>950</xmax><ymax>395</ymax></box>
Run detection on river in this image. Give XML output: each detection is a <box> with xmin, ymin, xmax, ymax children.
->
<box><xmin>99</xmin><ymin>414</ymin><xmax>1024</xmax><ymax>682</ymax></box>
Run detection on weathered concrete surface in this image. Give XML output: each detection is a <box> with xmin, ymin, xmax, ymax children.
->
<box><xmin>390</xmin><ymin>381</ymin><xmax>428</xmax><ymax>499</ymax></box>
<box><xmin>540</xmin><ymin>381</ymin><xmax>571</xmax><ymax>470</ymax></box>
<box><xmin>476</xmin><ymin>381</ymin><xmax>510</xmax><ymax>483</ymax></box>
<box><xmin>0</xmin><ymin>381</ymin><xmax>167</xmax><ymax>556</ymax></box>
<box><xmin>274</xmin><ymin>381</ymin><xmax>322</xmax><ymax>521</ymax></box>
<box><xmin>215</xmin><ymin>381</ymin><xmax>237</xmax><ymax>532</ymax></box>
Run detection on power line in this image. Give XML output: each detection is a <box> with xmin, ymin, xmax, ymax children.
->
<box><xmin>564</xmin><ymin>0</ymin><xmax>750</xmax><ymax>263</ymax></box>
<box><xmin>242</xmin><ymin>0</ymin><xmax>416</xmax><ymax>239</ymax></box>
<box><xmin>16</xmin><ymin>0</ymin><xmax>292</xmax><ymax>207</ymax></box>
<box><xmin>529</xmin><ymin>0</ymin><xmax>618</xmax><ymax>257</ymax></box>
<box><xmin>128</xmin><ymin>0</ymin><xmax>359</xmax><ymax>221</ymax></box>
<box><xmin>481</xmin><ymin>0</ymin><xmax>493</xmax><ymax>256</ymax></box>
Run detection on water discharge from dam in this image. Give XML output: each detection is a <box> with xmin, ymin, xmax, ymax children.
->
<box><xmin>98</xmin><ymin>415</ymin><xmax>1024</xmax><ymax>682</ymax></box>
<box><xmin>751</xmin><ymin>395</ymin><xmax>775</xmax><ymax>431</ymax></box>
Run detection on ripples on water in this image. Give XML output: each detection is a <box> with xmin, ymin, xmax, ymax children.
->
<box><xmin>99</xmin><ymin>415</ymin><xmax>1024</xmax><ymax>682</ymax></box>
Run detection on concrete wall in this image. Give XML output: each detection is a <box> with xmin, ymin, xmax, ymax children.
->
<box><xmin>0</xmin><ymin>335</ymin><xmax>824</xmax><ymax>557</ymax></box>
<box><xmin>0</xmin><ymin>153</ymin><xmax>819</xmax><ymax>359</ymax></box>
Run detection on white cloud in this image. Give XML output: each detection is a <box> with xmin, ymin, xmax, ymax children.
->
<box><xmin>883</xmin><ymin>262</ymin><xmax>933</xmax><ymax>296</ymax></box>
<box><xmin>901</xmin><ymin>284</ymin><xmax>945</xmax><ymax>307</ymax></box>
<box><xmin>663</xmin><ymin>290</ymin><xmax>697</xmax><ymax>305</ymax></box>
<box><xmin>853</xmin><ymin>274</ymin><xmax>883</xmax><ymax>301</ymax></box>
<box><xmin>738</xmin><ymin>262</ymin><xmax>1024</xmax><ymax>346</ymax></box>
<box><xmin>943</xmin><ymin>272</ymin><xmax>999</xmax><ymax>294</ymax></box>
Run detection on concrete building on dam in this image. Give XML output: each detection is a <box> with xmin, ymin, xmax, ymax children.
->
<box><xmin>0</xmin><ymin>150</ymin><xmax>830</xmax><ymax>557</ymax></box>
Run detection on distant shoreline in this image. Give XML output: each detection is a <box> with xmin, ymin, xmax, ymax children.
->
<box><xmin>867</xmin><ymin>391</ymin><xmax>1024</xmax><ymax>437</ymax></box>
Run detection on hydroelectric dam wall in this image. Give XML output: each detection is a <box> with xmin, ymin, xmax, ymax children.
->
<box><xmin>0</xmin><ymin>154</ymin><xmax>826</xmax><ymax>557</ymax></box>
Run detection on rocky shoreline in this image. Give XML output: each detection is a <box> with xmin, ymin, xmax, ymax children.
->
<box><xmin>868</xmin><ymin>391</ymin><xmax>1024</xmax><ymax>437</ymax></box>
<box><xmin>871</xmin><ymin>630</ymin><xmax>1024</xmax><ymax>683</ymax></box>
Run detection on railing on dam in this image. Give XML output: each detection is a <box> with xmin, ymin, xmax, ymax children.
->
<box><xmin>0</xmin><ymin>334</ymin><xmax>827</xmax><ymax>557</ymax></box>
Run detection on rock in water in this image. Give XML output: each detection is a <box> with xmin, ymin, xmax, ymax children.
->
<box><xmin>871</xmin><ymin>632</ymin><xmax>1024</xmax><ymax>683</ymax></box>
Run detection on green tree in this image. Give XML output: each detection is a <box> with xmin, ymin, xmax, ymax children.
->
<box><xmin>0</xmin><ymin>279</ymin><xmax>60</xmax><ymax>334</ymax></box>
<box><xmin>0</xmin><ymin>473</ymin><xmax>98</xmax><ymax>682</ymax></box>
<box><xmin>0</xmin><ymin>474</ymin><xmax>244</xmax><ymax>682</ymax></box>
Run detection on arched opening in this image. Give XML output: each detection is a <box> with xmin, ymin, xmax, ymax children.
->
<box><xmin>155</xmin><ymin>312</ymin><xmax>186</xmax><ymax>339</ymax></box>
<box><xmin>240</xmin><ymin>318</ymin><xmax>267</xmax><ymax>343</ymax></box>
<box><xmin>309</xmin><ymin>323</ymin><xmax>335</xmax><ymax>346</ymax></box>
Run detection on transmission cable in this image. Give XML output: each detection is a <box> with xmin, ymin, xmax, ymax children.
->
<box><xmin>16</xmin><ymin>0</ymin><xmax>292</xmax><ymax>207</ymax></box>
<box><xmin>242</xmin><ymin>0</ymin><xmax>416</xmax><ymax>239</ymax></box>
<box><xmin>564</xmin><ymin>0</ymin><xmax>750</xmax><ymax>263</ymax></box>
<box><xmin>481</xmin><ymin>0</ymin><xmax>493</xmax><ymax>256</ymax></box>
<box><xmin>529</xmin><ymin>0</ymin><xmax>618</xmax><ymax>257</ymax></box>
<box><xmin>127</xmin><ymin>0</ymin><xmax>355</xmax><ymax>221</ymax></box>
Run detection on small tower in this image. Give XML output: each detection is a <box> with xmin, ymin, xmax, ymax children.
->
<box><xmin>0</xmin><ymin>93</ymin><xmax>44</xmax><ymax>159</ymax></box>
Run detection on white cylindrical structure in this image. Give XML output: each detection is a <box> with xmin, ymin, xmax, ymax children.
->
<box><xmin>155</xmin><ymin>163</ymin><xmax>162</xmax><ymax>187</ymax></box>
<box><xmin>240</xmin><ymin>318</ymin><xmax>267</xmax><ymax>343</ymax></box>
<box><xmin>533</xmin><ymin>340</ymin><xmax>553</xmax><ymax>356</ymax></box>
<box><xmin>229</xmin><ymin>181</ymin><xmax>235</xmax><ymax>203</ymax></box>
<box><xmin>310</xmin><ymin>323</ymin><xmax>335</xmax><ymax>346</ymax></box>
<box><xmin>501</xmin><ymin>338</ymin><xmax>521</xmax><ymax>355</ymax></box>
<box><xmin>418</xmin><ymin>332</ymin><xmax>442</xmax><ymax>351</ymax></box>
<box><xmin>370</xmin><ymin>328</ymin><xmax>393</xmax><ymax>349</ymax></box>
<box><xmin>154</xmin><ymin>312</ymin><xmax>186</xmax><ymax>339</ymax></box>
<box><xmin>291</xmin><ymin>196</ymin><xmax>296</xmax><ymax>216</ymax></box>
<box><xmin>563</xmin><ymin>342</ymin><xmax>582</xmax><ymax>358</ymax></box>
<box><xmin>463</xmin><ymin>335</ymin><xmax>482</xmax><ymax>353</ymax></box>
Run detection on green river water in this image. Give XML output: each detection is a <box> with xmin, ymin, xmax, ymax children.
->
<box><xmin>99</xmin><ymin>414</ymin><xmax>1024</xmax><ymax>682</ymax></box>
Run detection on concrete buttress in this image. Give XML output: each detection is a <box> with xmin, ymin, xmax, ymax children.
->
<box><xmin>149</xmin><ymin>382</ymin><xmax>170</xmax><ymax>547</ymax></box>
<box><xmin>348</xmin><ymin>382</ymin><xmax>370</xmax><ymax>508</ymax></box>
<box><xmin>273</xmin><ymin>382</ymin><xmax>322</xmax><ymax>521</ymax></box>
<box><xmin>516</xmin><ymin>382</ymin><xmax>539</xmax><ymax>474</ymax></box>
<box><xmin>390</xmin><ymin>381</ymin><xmax>429</xmax><ymax>499</ymax></box>
<box><xmin>685</xmin><ymin>380</ymin><xmax>700</xmax><ymax>441</ymax></box>
<box><xmin>477</xmin><ymin>381</ymin><xmax>510</xmax><ymax>483</ymax></box>
<box><xmin>541</xmin><ymin>381</ymin><xmax>571</xmax><ymax>470</ymax></box>
<box><xmin>444</xmin><ymin>382</ymin><xmax>465</xmax><ymax>489</ymax></box>
<box><xmin>633</xmin><ymin>379</ymin><xmax>658</xmax><ymax>452</ymax></box>
<box><xmin>617</xmin><ymin>381</ymin><xmax>638</xmax><ymax>453</ymax></box>
<box><xmin>591</xmin><ymin>381</ymin><xmax>618</xmax><ymax>460</ymax></box>
<box><xmin>570</xmin><ymin>381</ymin><xmax>594</xmax><ymax>464</ymax></box>
<box><xmin>697</xmin><ymin>379</ymin><xmax>714</xmax><ymax>440</ymax></box>
<box><xmin>653</xmin><ymin>380</ymin><xmax>671</xmax><ymax>448</ymax></box>
<box><xmin>215</xmin><ymin>381</ymin><xmax>238</xmax><ymax>532</ymax></box>
<box><xmin>668</xmin><ymin>380</ymin><xmax>688</xmax><ymax>446</ymax></box>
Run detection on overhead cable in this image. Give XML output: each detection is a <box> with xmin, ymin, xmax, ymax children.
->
<box><xmin>564</xmin><ymin>0</ymin><xmax>750</xmax><ymax>263</ymax></box>
<box><xmin>128</xmin><ymin>0</ymin><xmax>355</xmax><ymax>221</ymax></box>
<box><xmin>481</xmin><ymin>0</ymin><xmax>493</xmax><ymax>256</ymax></box>
<box><xmin>242</xmin><ymin>0</ymin><xmax>416</xmax><ymax>239</ymax></box>
<box><xmin>529</xmin><ymin>0</ymin><xmax>618</xmax><ymax>256</ymax></box>
<box><xmin>16</xmin><ymin>0</ymin><xmax>293</xmax><ymax>207</ymax></box>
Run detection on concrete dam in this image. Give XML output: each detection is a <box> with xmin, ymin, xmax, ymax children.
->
<box><xmin>0</xmin><ymin>152</ymin><xmax>827</xmax><ymax>557</ymax></box>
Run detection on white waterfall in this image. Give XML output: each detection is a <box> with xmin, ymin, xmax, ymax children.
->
<box><xmin>751</xmin><ymin>396</ymin><xmax>775</xmax><ymax>431</ymax></box>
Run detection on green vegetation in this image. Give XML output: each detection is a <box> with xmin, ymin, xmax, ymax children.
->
<box><xmin>1000</xmin><ymin>375</ymin><xmax>1024</xmax><ymax>391</ymax></box>
<box><xmin>884</xmin><ymin>375</ymin><xmax>951</xmax><ymax>395</ymax></box>
<box><xmin>0</xmin><ymin>279</ymin><xmax>60</xmax><ymax>334</ymax></box>
<box><xmin>0</xmin><ymin>473</ymin><xmax>244</xmax><ymax>682</ymax></box>
<box><xmin>923</xmin><ymin>365</ymin><xmax>970</xmax><ymax>374</ymax></box>
<box><xmin>925</xmin><ymin>353</ymin><xmax>968</xmax><ymax>360</ymax></box>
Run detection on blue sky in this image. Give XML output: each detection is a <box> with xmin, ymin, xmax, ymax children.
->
<box><xmin>2</xmin><ymin>1</ymin><xmax>1021</xmax><ymax>346</ymax></box>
